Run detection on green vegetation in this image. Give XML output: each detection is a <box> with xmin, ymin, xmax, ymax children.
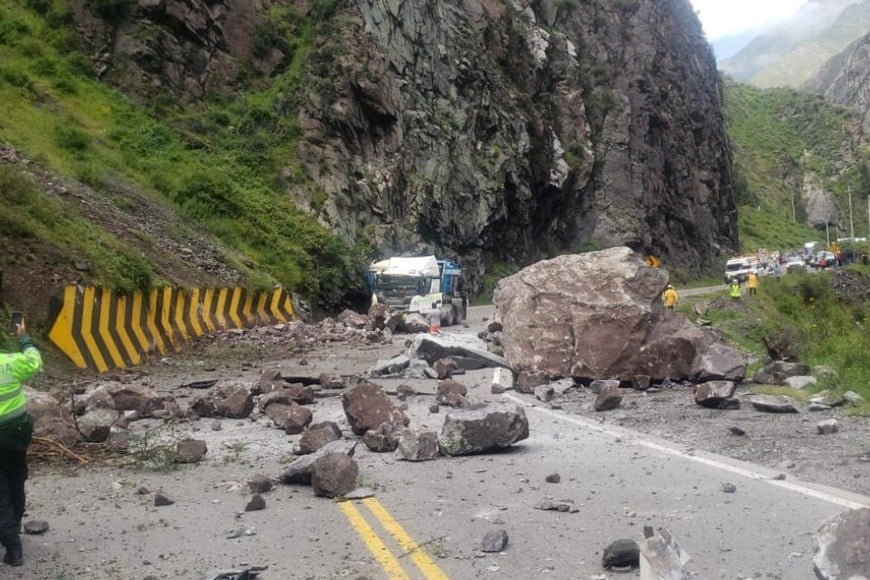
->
<box><xmin>724</xmin><ymin>79</ymin><xmax>870</xmax><ymax>253</ymax></box>
<box><xmin>681</xmin><ymin>267</ymin><xmax>870</xmax><ymax>414</ymax></box>
<box><xmin>0</xmin><ymin>1</ymin><xmax>365</xmax><ymax>307</ymax></box>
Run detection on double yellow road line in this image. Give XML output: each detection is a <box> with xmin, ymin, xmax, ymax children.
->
<box><xmin>339</xmin><ymin>497</ymin><xmax>449</xmax><ymax>579</ymax></box>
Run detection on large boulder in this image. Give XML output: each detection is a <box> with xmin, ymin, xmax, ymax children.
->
<box><xmin>495</xmin><ymin>248</ymin><xmax>745</xmax><ymax>382</ymax></box>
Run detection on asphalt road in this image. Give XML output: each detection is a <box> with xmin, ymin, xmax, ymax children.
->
<box><xmin>20</xmin><ymin>304</ymin><xmax>869</xmax><ymax>580</ymax></box>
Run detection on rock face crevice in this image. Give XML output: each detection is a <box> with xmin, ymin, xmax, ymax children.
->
<box><xmin>69</xmin><ymin>0</ymin><xmax>740</xmax><ymax>292</ymax></box>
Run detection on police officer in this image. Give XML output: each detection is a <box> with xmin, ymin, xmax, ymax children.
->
<box><xmin>0</xmin><ymin>315</ymin><xmax>42</xmax><ymax>567</ymax></box>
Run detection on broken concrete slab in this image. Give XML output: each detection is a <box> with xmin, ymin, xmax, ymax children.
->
<box><xmin>409</xmin><ymin>334</ymin><xmax>509</xmax><ymax>370</ymax></box>
<box><xmin>639</xmin><ymin>527</ymin><xmax>690</xmax><ymax>580</ymax></box>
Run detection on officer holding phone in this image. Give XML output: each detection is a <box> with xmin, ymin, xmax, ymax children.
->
<box><xmin>0</xmin><ymin>313</ymin><xmax>42</xmax><ymax>567</ymax></box>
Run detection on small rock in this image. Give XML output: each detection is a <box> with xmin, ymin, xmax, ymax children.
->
<box><xmin>481</xmin><ymin>529</ymin><xmax>509</xmax><ymax>553</ymax></box>
<box><xmin>154</xmin><ymin>491</ymin><xmax>174</xmax><ymax>506</ymax></box>
<box><xmin>245</xmin><ymin>494</ymin><xmax>266</xmax><ymax>511</ymax></box>
<box><xmin>817</xmin><ymin>419</ymin><xmax>839</xmax><ymax>435</ymax></box>
<box><xmin>534</xmin><ymin>498</ymin><xmax>578</xmax><ymax>512</ymax></box>
<box><xmin>601</xmin><ymin>538</ymin><xmax>639</xmax><ymax>570</ymax></box>
<box><xmin>23</xmin><ymin>520</ymin><xmax>49</xmax><ymax>535</ymax></box>
<box><xmin>728</xmin><ymin>426</ymin><xmax>746</xmax><ymax>436</ymax></box>
<box><xmin>545</xmin><ymin>473</ymin><xmax>561</xmax><ymax>483</ymax></box>
<box><xmin>721</xmin><ymin>482</ymin><xmax>737</xmax><ymax>493</ymax></box>
<box><xmin>247</xmin><ymin>474</ymin><xmax>273</xmax><ymax>494</ymax></box>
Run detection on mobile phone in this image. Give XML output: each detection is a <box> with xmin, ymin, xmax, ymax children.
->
<box><xmin>9</xmin><ymin>312</ymin><xmax>23</xmax><ymax>335</ymax></box>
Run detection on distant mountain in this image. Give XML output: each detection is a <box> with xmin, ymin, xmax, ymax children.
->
<box><xmin>719</xmin><ymin>0</ymin><xmax>870</xmax><ymax>88</ymax></box>
<box><xmin>804</xmin><ymin>32</ymin><xmax>870</xmax><ymax>132</ymax></box>
<box><xmin>712</xmin><ymin>30</ymin><xmax>761</xmax><ymax>60</ymax></box>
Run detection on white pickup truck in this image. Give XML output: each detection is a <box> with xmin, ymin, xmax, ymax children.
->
<box><xmin>724</xmin><ymin>256</ymin><xmax>759</xmax><ymax>283</ymax></box>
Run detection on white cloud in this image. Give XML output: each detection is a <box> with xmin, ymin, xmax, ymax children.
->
<box><xmin>688</xmin><ymin>0</ymin><xmax>806</xmax><ymax>39</ymax></box>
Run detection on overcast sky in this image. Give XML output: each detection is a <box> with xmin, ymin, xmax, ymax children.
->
<box><xmin>688</xmin><ymin>0</ymin><xmax>806</xmax><ymax>39</ymax></box>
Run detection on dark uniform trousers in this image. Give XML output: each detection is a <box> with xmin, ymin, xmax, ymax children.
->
<box><xmin>0</xmin><ymin>414</ymin><xmax>33</xmax><ymax>548</ymax></box>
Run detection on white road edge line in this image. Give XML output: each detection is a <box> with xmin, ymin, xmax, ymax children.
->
<box><xmin>504</xmin><ymin>393</ymin><xmax>870</xmax><ymax>510</ymax></box>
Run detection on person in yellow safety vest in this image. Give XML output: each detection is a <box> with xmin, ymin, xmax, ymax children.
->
<box><xmin>662</xmin><ymin>284</ymin><xmax>678</xmax><ymax>310</ymax></box>
<box><xmin>729</xmin><ymin>279</ymin><xmax>741</xmax><ymax>299</ymax></box>
<box><xmin>746</xmin><ymin>270</ymin><xmax>759</xmax><ymax>296</ymax></box>
<box><xmin>0</xmin><ymin>316</ymin><xmax>42</xmax><ymax>567</ymax></box>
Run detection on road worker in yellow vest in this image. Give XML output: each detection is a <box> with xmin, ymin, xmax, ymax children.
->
<box><xmin>747</xmin><ymin>270</ymin><xmax>759</xmax><ymax>296</ymax></box>
<box><xmin>662</xmin><ymin>284</ymin><xmax>678</xmax><ymax>310</ymax></box>
<box><xmin>729</xmin><ymin>279</ymin><xmax>741</xmax><ymax>299</ymax></box>
<box><xmin>0</xmin><ymin>315</ymin><xmax>42</xmax><ymax>567</ymax></box>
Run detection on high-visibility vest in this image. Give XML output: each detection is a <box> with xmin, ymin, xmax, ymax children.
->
<box><xmin>0</xmin><ymin>344</ymin><xmax>42</xmax><ymax>423</ymax></box>
<box><xmin>730</xmin><ymin>283</ymin><xmax>741</xmax><ymax>298</ymax></box>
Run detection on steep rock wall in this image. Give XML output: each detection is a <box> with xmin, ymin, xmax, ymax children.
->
<box><xmin>299</xmin><ymin>0</ymin><xmax>738</xmax><ymax>286</ymax></box>
<box><xmin>70</xmin><ymin>0</ymin><xmax>739</xmax><ymax>291</ymax></box>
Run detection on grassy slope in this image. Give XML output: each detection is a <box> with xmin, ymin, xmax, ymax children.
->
<box><xmin>724</xmin><ymin>79</ymin><xmax>870</xmax><ymax>253</ymax></box>
<box><xmin>676</xmin><ymin>266</ymin><xmax>870</xmax><ymax>412</ymax></box>
<box><xmin>0</xmin><ymin>1</ymin><xmax>363</xmax><ymax>306</ymax></box>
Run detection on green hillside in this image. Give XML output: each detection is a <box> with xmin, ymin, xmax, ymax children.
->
<box><xmin>724</xmin><ymin>79</ymin><xmax>870</xmax><ymax>252</ymax></box>
<box><xmin>0</xmin><ymin>0</ymin><xmax>363</xmax><ymax>307</ymax></box>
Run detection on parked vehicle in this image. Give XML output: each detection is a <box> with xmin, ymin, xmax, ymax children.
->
<box><xmin>367</xmin><ymin>255</ymin><xmax>467</xmax><ymax>325</ymax></box>
<box><xmin>724</xmin><ymin>256</ymin><xmax>759</xmax><ymax>283</ymax></box>
<box><xmin>785</xmin><ymin>255</ymin><xmax>805</xmax><ymax>273</ymax></box>
<box><xmin>812</xmin><ymin>251</ymin><xmax>837</xmax><ymax>269</ymax></box>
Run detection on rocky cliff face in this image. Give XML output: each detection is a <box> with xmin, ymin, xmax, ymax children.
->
<box><xmin>69</xmin><ymin>0</ymin><xmax>739</xmax><ymax>290</ymax></box>
<box><xmin>806</xmin><ymin>32</ymin><xmax>870</xmax><ymax>134</ymax></box>
<box><xmin>68</xmin><ymin>0</ymin><xmax>288</xmax><ymax>102</ymax></box>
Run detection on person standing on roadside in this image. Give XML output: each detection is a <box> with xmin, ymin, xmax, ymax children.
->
<box><xmin>662</xmin><ymin>284</ymin><xmax>678</xmax><ymax>311</ymax></box>
<box><xmin>747</xmin><ymin>270</ymin><xmax>759</xmax><ymax>296</ymax></box>
<box><xmin>729</xmin><ymin>279</ymin><xmax>741</xmax><ymax>300</ymax></box>
<box><xmin>0</xmin><ymin>315</ymin><xmax>42</xmax><ymax>567</ymax></box>
<box><xmin>426</xmin><ymin>302</ymin><xmax>442</xmax><ymax>335</ymax></box>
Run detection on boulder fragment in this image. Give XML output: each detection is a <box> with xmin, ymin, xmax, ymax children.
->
<box><xmin>280</xmin><ymin>440</ymin><xmax>357</xmax><ymax>485</ymax></box>
<box><xmin>297</xmin><ymin>422</ymin><xmax>342</xmax><ymax>454</ymax></box>
<box><xmin>342</xmin><ymin>381</ymin><xmax>409</xmax><ymax>436</ymax></box>
<box><xmin>491</xmin><ymin>367</ymin><xmax>514</xmax><ymax>393</ymax></box>
<box><xmin>594</xmin><ymin>385</ymin><xmax>623</xmax><ymax>411</ymax></box>
<box><xmin>750</xmin><ymin>395</ymin><xmax>799</xmax><ymax>413</ymax></box>
<box><xmin>311</xmin><ymin>453</ymin><xmax>359</xmax><ymax>498</ymax></box>
<box><xmin>395</xmin><ymin>428</ymin><xmax>439</xmax><ymax>461</ymax></box>
<box><xmin>481</xmin><ymin>529</ymin><xmax>509</xmax><ymax>553</ymax></box>
<box><xmin>438</xmin><ymin>404</ymin><xmax>529</xmax><ymax>456</ymax></box>
<box><xmin>693</xmin><ymin>381</ymin><xmax>737</xmax><ymax>409</ymax></box>
<box><xmin>175</xmin><ymin>439</ymin><xmax>207</xmax><ymax>463</ymax></box>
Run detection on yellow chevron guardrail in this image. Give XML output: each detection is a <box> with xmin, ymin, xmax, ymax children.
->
<box><xmin>48</xmin><ymin>285</ymin><xmax>295</xmax><ymax>373</ymax></box>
